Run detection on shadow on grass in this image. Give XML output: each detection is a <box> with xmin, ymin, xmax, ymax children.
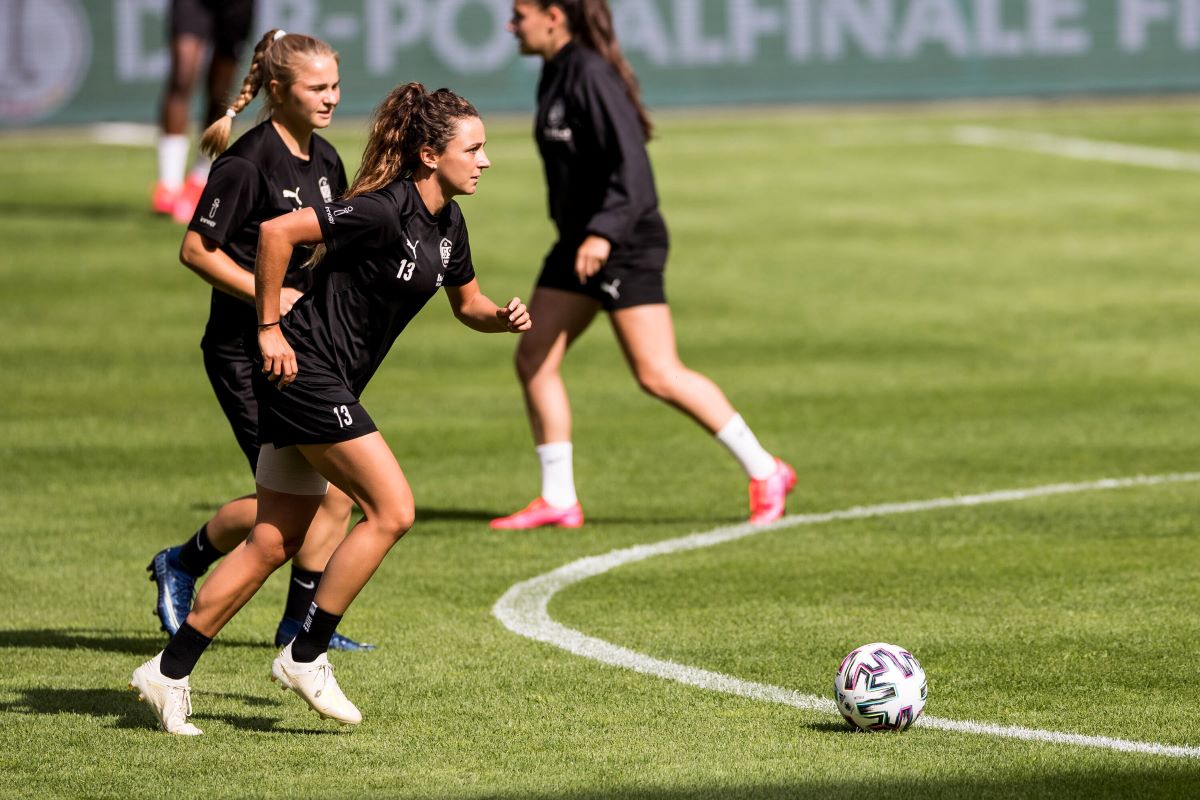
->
<box><xmin>0</xmin><ymin>629</ymin><xmax>267</xmax><ymax>656</ymax></box>
<box><xmin>459</xmin><ymin>768</ymin><xmax>1199</xmax><ymax>800</ymax></box>
<box><xmin>416</xmin><ymin>506</ymin><xmax>744</xmax><ymax>527</ymax></box>
<box><xmin>0</xmin><ymin>686</ymin><xmax>343</xmax><ymax>735</ymax></box>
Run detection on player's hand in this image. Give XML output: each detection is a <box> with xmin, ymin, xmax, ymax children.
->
<box><xmin>280</xmin><ymin>287</ymin><xmax>304</xmax><ymax>316</ymax></box>
<box><xmin>574</xmin><ymin>235</ymin><xmax>611</xmax><ymax>284</ymax></box>
<box><xmin>259</xmin><ymin>327</ymin><xmax>298</xmax><ymax>389</ymax></box>
<box><xmin>498</xmin><ymin>297</ymin><xmax>531</xmax><ymax>333</ymax></box>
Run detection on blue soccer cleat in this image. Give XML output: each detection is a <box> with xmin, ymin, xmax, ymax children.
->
<box><xmin>274</xmin><ymin>616</ymin><xmax>377</xmax><ymax>652</ymax></box>
<box><xmin>146</xmin><ymin>547</ymin><xmax>195</xmax><ymax>636</ymax></box>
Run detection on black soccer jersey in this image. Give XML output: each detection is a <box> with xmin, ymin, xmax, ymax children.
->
<box><xmin>188</xmin><ymin>120</ymin><xmax>347</xmax><ymax>350</ymax></box>
<box><xmin>535</xmin><ymin>41</ymin><xmax>665</xmax><ymax>247</ymax></box>
<box><xmin>283</xmin><ymin>179</ymin><xmax>476</xmax><ymax>397</ymax></box>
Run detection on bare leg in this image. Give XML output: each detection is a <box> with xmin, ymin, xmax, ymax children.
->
<box><xmin>202</xmin><ymin>494</ymin><xmax>256</xmax><ymax>552</ymax></box>
<box><xmin>298</xmin><ymin>433</ymin><xmax>415</xmax><ymax>615</ymax></box>
<box><xmin>202</xmin><ymin>53</ymin><xmax>240</xmax><ymax>127</ymax></box>
<box><xmin>159</xmin><ymin>35</ymin><xmax>206</xmax><ymax>135</ymax></box>
<box><xmin>609</xmin><ymin>304</ymin><xmax>736</xmax><ymax>433</ymax></box>
<box><xmin>199</xmin><ymin>487</ymin><xmax>353</xmax><ymax>564</ymax></box>
<box><xmin>184</xmin><ymin>488</ymin><xmax>323</xmax><ymax>637</ymax></box>
<box><xmin>514</xmin><ymin>287</ymin><xmax>602</xmax><ymax>445</ymax></box>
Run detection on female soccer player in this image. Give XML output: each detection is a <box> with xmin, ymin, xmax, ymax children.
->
<box><xmin>491</xmin><ymin>0</ymin><xmax>794</xmax><ymax>530</ymax></box>
<box><xmin>130</xmin><ymin>83</ymin><xmax>531</xmax><ymax>735</ymax></box>
<box><xmin>146</xmin><ymin>29</ymin><xmax>371</xmax><ymax>652</ymax></box>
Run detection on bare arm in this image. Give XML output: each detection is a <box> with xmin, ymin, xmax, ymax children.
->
<box><xmin>444</xmin><ymin>279</ymin><xmax>531</xmax><ymax>333</ymax></box>
<box><xmin>180</xmin><ymin>230</ymin><xmax>303</xmax><ymax>313</ymax></box>
<box><xmin>255</xmin><ymin>208</ymin><xmax>324</xmax><ymax>388</ymax></box>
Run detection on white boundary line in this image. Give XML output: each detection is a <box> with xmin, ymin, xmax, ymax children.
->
<box><xmin>494</xmin><ymin>473</ymin><xmax>1200</xmax><ymax>759</ymax></box>
<box><xmin>952</xmin><ymin>125</ymin><xmax>1200</xmax><ymax>173</ymax></box>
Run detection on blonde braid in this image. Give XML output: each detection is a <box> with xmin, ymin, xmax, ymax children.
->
<box><xmin>198</xmin><ymin>29</ymin><xmax>283</xmax><ymax>159</ymax></box>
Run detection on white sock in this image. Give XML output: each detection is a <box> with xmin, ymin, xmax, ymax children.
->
<box><xmin>157</xmin><ymin>134</ymin><xmax>189</xmax><ymax>190</ymax></box>
<box><xmin>537</xmin><ymin>442</ymin><xmax>577</xmax><ymax>508</ymax></box>
<box><xmin>715</xmin><ymin>414</ymin><xmax>777</xmax><ymax>480</ymax></box>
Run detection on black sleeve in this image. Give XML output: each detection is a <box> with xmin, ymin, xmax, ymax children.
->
<box><xmin>335</xmin><ymin>156</ymin><xmax>349</xmax><ymax>197</ymax></box>
<box><xmin>187</xmin><ymin>156</ymin><xmax>261</xmax><ymax>244</ymax></box>
<box><xmin>444</xmin><ymin>210</ymin><xmax>475</xmax><ymax>288</ymax></box>
<box><xmin>315</xmin><ymin>190</ymin><xmax>404</xmax><ymax>255</ymax></box>
<box><xmin>579</xmin><ymin>66</ymin><xmax>656</xmax><ymax>245</ymax></box>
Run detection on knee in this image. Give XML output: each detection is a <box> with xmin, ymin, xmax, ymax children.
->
<box><xmin>634</xmin><ymin>362</ymin><xmax>679</xmax><ymax>400</ymax></box>
<box><xmin>513</xmin><ymin>344</ymin><xmax>544</xmax><ymax>385</ymax></box>
<box><xmin>245</xmin><ymin>531</ymin><xmax>297</xmax><ymax>570</ymax></box>
<box><xmin>375</xmin><ymin>506</ymin><xmax>415</xmax><ymax>543</ymax></box>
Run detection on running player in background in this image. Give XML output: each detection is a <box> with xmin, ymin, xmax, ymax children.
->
<box><xmin>153</xmin><ymin>0</ymin><xmax>256</xmax><ymax>222</ymax></box>
<box><xmin>146</xmin><ymin>29</ymin><xmax>372</xmax><ymax>653</ymax></box>
<box><xmin>130</xmin><ymin>83</ymin><xmax>531</xmax><ymax>735</ymax></box>
<box><xmin>491</xmin><ymin>0</ymin><xmax>795</xmax><ymax>531</ymax></box>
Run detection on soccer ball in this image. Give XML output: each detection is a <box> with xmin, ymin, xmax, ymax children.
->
<box><xmin>834</xmin><ymin>642</ymin><xmax>927</xmax><ymax>732</ymax></box>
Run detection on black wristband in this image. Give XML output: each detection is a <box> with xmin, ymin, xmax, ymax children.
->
<box><xmin>258</xmin><ymin>320</ymin><xmax>280</xmax><ymax>330</ymax></box>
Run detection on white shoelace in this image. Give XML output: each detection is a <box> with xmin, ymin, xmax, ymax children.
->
<box><xmin>312</xmin><ymin>663</ymin><xmax>332</xmax><ymax>699</ymax></box>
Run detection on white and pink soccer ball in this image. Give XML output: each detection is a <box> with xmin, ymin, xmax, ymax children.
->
<box><xmin>834</xmin><ymin>642</ymin><xmax>927</xmax><ymax>732</ymax></box>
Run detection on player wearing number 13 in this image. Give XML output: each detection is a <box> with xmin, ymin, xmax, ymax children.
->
<box><xmin>130</xmin><ymin>83</ymin><xmax>531</xmax><ymax>735</ymax></box>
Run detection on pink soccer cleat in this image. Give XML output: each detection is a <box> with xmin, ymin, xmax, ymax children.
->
<box><xmin>152</xmin><ymin>182</ymin><xmax>178</xmax><ymax>215</ymax></box>
<box><xmin>490</xmin><ymin>498</ymin><xmax>584</xmax><ymax>530</ymax></box>
<box><xmin>172</xmin><ymin>175</ymin><xmax>206</xmax><ymax>223</ymax></box>
<box><xmin>748</xmin><ymin>458</ymin><xmax>797</xmax><ymax>525</ymax></box>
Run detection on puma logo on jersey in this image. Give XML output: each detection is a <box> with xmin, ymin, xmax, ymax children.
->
<box><xmin>319</xmin><ymin>176</ymin><xmax>333</xmax><ymax>203</ymax></box>
<box><xmin>283</xmin><ymin>187</ymin><xmax>302</xmax><ymax>208</ymax></box>
<box><xmin>405</xmin><ymin>237</ymin><xmax>419</xmax><ymax>260</ymax></box>
<box><xmin>600</xmin><ymin>279</ymin><xmax>621</xmax><ymax>300</ymax></box>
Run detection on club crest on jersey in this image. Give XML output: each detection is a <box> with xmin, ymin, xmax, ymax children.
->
<box><xmin>319</xmin><ymin>176</ymin><xmax>333</xmax><ymax>203</ymax></box>
<box><xmin>544</xmin><ymin>99</ymin><xmax>572</xmax><ymax>142</ymax></box>
<box><xmin>440</xmin><ymin>237</ymin><xmax>452</xmax><ymax>268</ymax></box>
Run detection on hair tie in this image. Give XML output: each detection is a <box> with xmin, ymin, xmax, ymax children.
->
<box><xmin>225</xmin><ymin>107</ymin><xmax>237</xmax><ymax>118</ymax></box>
<box><xmin>273</xmin><ymin>29</ymin><xmax>287</xmax><ymax>41</ymax></box>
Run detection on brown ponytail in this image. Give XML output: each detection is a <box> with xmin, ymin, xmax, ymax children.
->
<box><xmin>540</xmin><ymin>0</ymin><xmax>651</xmax><ymax>139</ymax></box>
<box><xmin>198</xmin><ymin>29</ymin><xmax>339</xmax><ymax>159</ymax></box>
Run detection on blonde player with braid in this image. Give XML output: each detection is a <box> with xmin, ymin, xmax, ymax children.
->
<box><xmin>145</xmin><ymin>29</ymin><xmax>374</xmax><ymax>658</ymax></box>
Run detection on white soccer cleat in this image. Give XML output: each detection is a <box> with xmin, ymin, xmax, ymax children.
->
<box><xmin>270</xmin><ymin>642</ymin><xmax>362</xmax><ymax>725</ymax></box>
<box><xmin>129</xmin><ymin>653</ymin><xmax>203</xmax><ymax>736</ymax></box>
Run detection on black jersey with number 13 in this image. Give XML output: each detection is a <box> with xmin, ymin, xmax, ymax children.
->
<box><xmin>283</xmin><ymin>179</ymin><xmax>476</xmax><ymax>396</ymax></box>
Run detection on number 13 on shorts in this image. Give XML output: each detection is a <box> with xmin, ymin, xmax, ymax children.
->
<box><xmin>332</xmin><ymin>404</ymin><xmax>353</xmax><ymax>428</ymax></box>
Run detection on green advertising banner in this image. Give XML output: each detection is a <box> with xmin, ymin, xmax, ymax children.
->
<box><xmin>5</xmin><ymin>0</ymin><xmax>1200</xmax><ymax>127</ymax></box>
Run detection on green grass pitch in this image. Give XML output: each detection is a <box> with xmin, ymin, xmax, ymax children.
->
<box><xmin>1</xmin><ymin>100</ymin><xmax>1198</xmax><ymax>798</ymax></box>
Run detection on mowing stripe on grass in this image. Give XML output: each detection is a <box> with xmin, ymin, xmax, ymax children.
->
<box><xmin>494</xmin><ymin>473</ymin><xmax>1200</xmax><ymax>759</ymax></box>
<box><xmin>952</xmin><ymin>125</ymin><xmax>1200</xmax><ymax>172</ymax></box>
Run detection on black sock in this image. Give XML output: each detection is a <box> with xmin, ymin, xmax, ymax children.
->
<box><xmin>160</xmin><ymin>622</ymin><xmax>213</xmax><ymax>679</ymax></box>
<box><xmin>283</xmin><ymin>567</ymin><xmax>322</xmax><ymax>622</ymax></box>
<box><xmin>290</xmin><ymin>604</ymin><xmax>342</xmax><ymax>663</ymax></box>
<box><xmin>176</xmin><ymin>524</ymin><xmax>224</xmax><ymax>577</ymax></box>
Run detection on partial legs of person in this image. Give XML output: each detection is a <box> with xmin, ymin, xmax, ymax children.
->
<box><xmin>491</xmin><ymin>288</ymin><xmax>599</xmax><ymax>530</ymax></box>
<box><xmin>170</xmin><ymin>51</ymin><xmax>241</xmax><ymax>223</ymax></box>
<box><xmin>147</xmin><ymin>487</ymin><xmax>375</xmax><ymax>650</ymax></box>
<box><xmin>608</xmin><ymin>303</ymin><xmax>795</xmax><ymax>524</ymax></box>
<box><xmin>491</xmin><ymin>293</ymin><xmax>795</xmax><ymax>530</ymax></box>
<box><xmin>155</xmin><ymin>34</ymin><xmax>206</xmax><ymax>215</ymax></box>
<box><xmin>272</xmin><ymin>488</ymin><xmax>376</xmax><ymax>651</ymax></box>
<box><xmin>132</xmin><ymin>434</ymin><xmax>414</xmax><ymax>734</ymax></box>
<box><xmin>133</xmin><ymin>484</ymin><xmax>323</xmax><ymax>736</ymax></box>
